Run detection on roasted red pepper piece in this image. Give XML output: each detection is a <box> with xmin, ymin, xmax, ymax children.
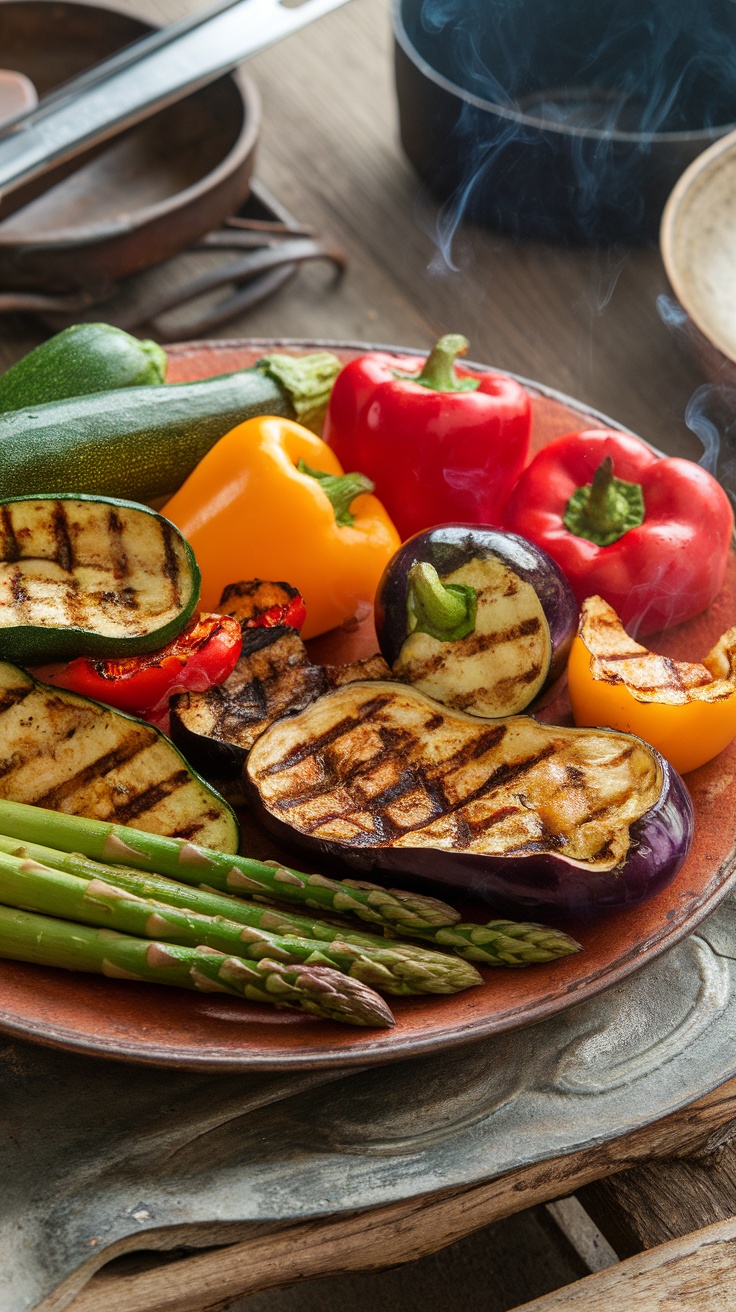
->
<box><xmin>504</xmin><ymin>429</ymin><xmax>734</xmax><ymax>634</ymax></box>
<box><xmin>244</xmin><ymin>593</ymin><xmax>306</xmax><ymax>631</ymax></box>
<box><xmin>216</xmin><ymin>580</ymin><xmax>307</xmax><ymax>633</ymax></box>
<box><xmin>48</xmin><ymin>613</ymin><xmax>243</xmax><ymax>723</ymax></box>
<box><xmin>324</xmin><ymin>334</ymin><xmax>531</xmax><ymax>539</ymax></box>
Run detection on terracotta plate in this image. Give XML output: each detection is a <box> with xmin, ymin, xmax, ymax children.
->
<box><xmin>0</xmin><ymin>339</ymin><xmax>734</xmax><ymax>1070</ymax></box>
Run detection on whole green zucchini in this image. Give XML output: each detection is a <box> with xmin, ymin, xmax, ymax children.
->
<box><xmin>0</xmin><ymin>351</ymin><xmax>341</xmax><ymax>503</ymax></box>
<box><xmin>0</xmin><ymin>323</ymin><xmax>167</xmax><ymax>413</ymax></box>
<box><xmin>0</xmin><ymin>494</ymin><xmax>200</xmax><ymax>663</ymax></box>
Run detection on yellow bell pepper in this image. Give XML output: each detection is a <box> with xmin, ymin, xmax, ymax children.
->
<box><xmin>162</xmin><ymin>416</ymin><xmax>400</xmax><ymax>640</ymax></box>
<box><xmin>568</xmin><ymin>594</ymin><xmax>736</xmax><ymax>774</ymax></box>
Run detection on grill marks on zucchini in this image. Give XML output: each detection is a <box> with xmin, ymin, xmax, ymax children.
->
<box><xmin>394</xmin><ymin>557</ymin><xmax>552</xmax><ymax>717</ymax></box>
<box><xmin>0</xmin><ymin>497</ymin><xmax>199</xmax><ymax>663</ymax></box>
<box><xmin>0</xmin><ymin>499</ymin><xmax>179</xmax><ymax>636</ymax></box>
<box><xmin>0</xmin><ymin>662</ymin><xmax>238</xmax><ymax>851</ymax></box>
<box><xmin>247</xmin><ymin>682</ymin><xmax>662</xmax><ymax>870</ymax></box>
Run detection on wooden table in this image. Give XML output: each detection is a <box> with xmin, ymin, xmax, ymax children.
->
<box><xmin>2</xmin><ymin>1</ymin><xmax>735</xmax><ymax>1309</ymax></box>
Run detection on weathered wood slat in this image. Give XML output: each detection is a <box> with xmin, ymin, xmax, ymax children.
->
<box><xmin>512</xmin><ymin>1217</ymin><xmax>736</xmax><ymax>1311</ymax></box>
<box><xmin>579</xmin><ymin>1136</ymin><xmax>736</xmax><ymax>1258</ymax></box>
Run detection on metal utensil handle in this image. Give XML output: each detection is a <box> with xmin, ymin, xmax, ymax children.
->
<box><xmin>0</xmin><ymin>0</ymin><xmax>351</xmax><ymax>201</ymax></box>
<box><xmin>0</xmin><ymin>0</ymin><xmax>247</xmax><ymax>136</ymax></box>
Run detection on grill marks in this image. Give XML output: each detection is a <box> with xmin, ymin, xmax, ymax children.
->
<box><xmin>172</xmin><ymin>630</ymin><xmax>329</xmax><ymax>758</ymax></box>
<box><xmin>50</xmin><ymin>501</ymin><xmax>75</xmax><ymax>573</ymax></box>
<box><xmin>394</xmin><ymin>556</ymin><xmax>551</xmax><ymax>718</ymax></box>
<box><xmin>248</xmin><ymin>682</ymin><xmax>663</xmax><ymax>871</ymax></box>
<box><xmin>0</xmin><ymin>499</ymin><xmax>193</xmax><ymax>640</ymax></box>
<box><xmin>0</xmin><ymin>662</ymin><xmax>235</xmax><ymax>849</ymax></box>
<box><xmin>170</xmin><ymin>623</ymin><xmax>392</xmax><ymax>780</ymax></box>
<box><xmin>580</xmin><ymin>595</ymin><xmax>736</xmax><ymax>705</ymax></box>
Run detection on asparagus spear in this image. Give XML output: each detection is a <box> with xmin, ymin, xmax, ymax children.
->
<box><xmin>0</xmin><ymin>847</ymin><xmax>480</xmax><ymax>996</ymax></box>
<box><xmin>0</xmin><ymin>799</ymin><xmax>460</xmax><ymax>932</ymax></box>
<box><xmin>405</xmin><ymin>920</ymin><xmax>582</xmax><ymax>966</ymax></box>
<box><xmin>0</xmin><ymin>823</ymin><xmax>581</xmax><ymax>969</ymax></box>
<box><xmin>0</xmin><ymin>904</ymin><xmax>394</xmax><ymax>1027</ymax></box>
<box><xmin>0</xmin><ymin>834</ymin><xmax>399</xmax><ymax>947</ymax></box>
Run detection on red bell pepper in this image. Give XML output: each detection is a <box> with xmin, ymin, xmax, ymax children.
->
<box><xmin>47</xmin><ymin>613</ymin><xmax>243</xmax><ymax>726</ymax></box>
<box><xmin>324</xmin><ymin>334</ymin><xmax>531</xmax><ymax>539</ymax></box>
<box><xmin>504</xmin><ymin>428</ymin><xmax>734</xmax><ymax>634</ymax></box>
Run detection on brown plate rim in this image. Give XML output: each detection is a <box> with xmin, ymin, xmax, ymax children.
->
<box><xmin>0</xmin><ymin>335</ymin><xmax>729</xmax><ymax>1071</ymax></box>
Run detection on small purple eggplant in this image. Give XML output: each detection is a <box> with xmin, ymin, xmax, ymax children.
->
<box><xmin>245</xmin><ymin>681</ymin><xmax>694</xmax><ymax>918</ymax></box>
<box><xmin>375</xmin><ymin>526</ymin><xmax>578</xmax><ymax>718</ymax></box>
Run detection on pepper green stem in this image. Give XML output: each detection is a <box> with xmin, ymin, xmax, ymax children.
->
<box><xmin>563</xmin><ymin>455</ymin><xmax>645</xmax><ymax>547</ymax></box>
<box><xmin>407</xmin><ymin>562</ymin><xmax>477</xmax><ymax>642</ymax></box>
<box><xmin>395</xmin><ymin>334</ymin><xmax>481</xmax><ymax>393</ymax></box>
<box><xmin>258</xmin><ymin>352</ymin><xmax>342</xmax><ymax>433</ymax></box>
<box><xmin>296</xmin><ymin>459</ymin><xmax>374</xmax><ymax>527</ymax></box>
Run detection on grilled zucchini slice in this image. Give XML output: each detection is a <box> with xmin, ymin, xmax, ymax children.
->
<box><xmin>0</xmin><ymin>661</ymin><xmax>238</xmax><ymax>851</ymax></box>
<box><xmin>0</xmin><ymin>494</ymin><xmax>200</xmax><ymax>664</ymax></box>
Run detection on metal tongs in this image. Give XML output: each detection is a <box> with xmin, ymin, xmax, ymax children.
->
<box><xmin>0</xmin><ymin>0</ymin><xmax>352</xmax><ymax>210</ymax></box>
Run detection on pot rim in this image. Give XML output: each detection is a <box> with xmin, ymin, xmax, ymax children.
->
<box><xmin>392</xmin><ymin>0</ymin><xmax>736</xmax><ymax>147</ymax></box>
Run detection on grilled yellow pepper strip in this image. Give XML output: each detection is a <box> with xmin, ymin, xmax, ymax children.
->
<box><xmin>568</xmin><ymin>594</ymin><xmax>736</xmax><ymax>774</ymax></box>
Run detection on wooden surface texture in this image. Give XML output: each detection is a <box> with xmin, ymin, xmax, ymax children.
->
<box><xmin>513</xmin><ymin>1217</ymin><xmax>736</xmax><ymax>1311</ymax></box>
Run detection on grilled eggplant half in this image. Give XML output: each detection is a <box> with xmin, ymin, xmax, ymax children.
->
<box><xmin>0</xmin><ymin>494</ymin><xmax>200</xmax><ymax>664</ymax></box>
<box><xmin>376</xmin><ymin>526</ymin><xmax>577</xmax><ymax>718</ymax></box>
<box><xmin>0</xmin><ymin>660</ymin><xmax>238</xmax><ymax>851</ymax></box>
<box><xmin>246</xmin><ymin>681</ymin><xmax>693</xmax><ymax>915</ymax></box>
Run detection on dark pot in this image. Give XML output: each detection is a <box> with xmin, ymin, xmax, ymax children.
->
<box><xmin>393</xmin><ymin>0</ymin><xmax>736</xmax><ymax>244</ymax></box>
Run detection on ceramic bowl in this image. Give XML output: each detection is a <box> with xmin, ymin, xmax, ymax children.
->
<box><xmin>661</xmin><ymin>127</ymin><xmax>736</xmax><ymax>386</ymax></box>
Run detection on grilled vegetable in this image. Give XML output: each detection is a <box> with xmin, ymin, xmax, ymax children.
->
<box><xmin>0</xmin><ymin>495</ymin><xmax>200</xmax><ymax>664</ymax></box>
<box><xmin>0</xmin><ymin>324</ymin><xmax>167</xmax><ymax>413</ymax></box>
<box><xmin>0</xmin><ymin>662</ymin><xmax>238</xmax><ymax>851</ymax></box>
<box><xmin>0</xmin><ymin>847</ymin><xmax>481</xmax><ymax>996</ymax></box>
<box><xmin>0</xmin><ymin>905</ymin><xmax>394</xmax><ymax>1027</ymax></box>
<box><xmin>376</xmin><ymin>526</ymin><xmax>577</xmax><ymax>718</ymax></box>
<box><xmin>218</xmin><ymin>578</ymin><xmax>307</xmax><ymax>633</ymax></box>
<box><xmin>170</xmin><ymin>579</ymin><xmax>391</xmax><ymax>778</ymax></box>
<box><xmin>0</xmin><ymin>798</ymin><xmax>461</xmax><ymax>933</ymax></box>
<box><xmin>0</xmin><ymin>352</ymin><xmax>341</xmax><ymax>504</ymax></box>
<box><xmin>170</xmin><ymin>627</ymin><xmax>329</xmax><ymax>778</ymax></box>
<box><xmin>47</xmin><ymin>612</ymin><xmax>243</xmax><ymax>729</ymax></box>
<box><xmin>568</xmin><ymin>594</ymin><xmax>736</xmax><ymax>774</ymax></box>
<box><xmin>245</xmin><ymin>681</ymin><xmax>694</xmax><ymax>916</ymax></box>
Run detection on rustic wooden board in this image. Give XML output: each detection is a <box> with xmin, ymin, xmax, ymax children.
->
<box><xmin>513</xmin><ymin>1217</ymin><xmax>736</xmax><ymax>1311</ymax></box>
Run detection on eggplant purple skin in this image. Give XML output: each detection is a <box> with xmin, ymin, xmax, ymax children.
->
<box><xmin>374</xmin><ymin>525</ymin><xmax>578</xmax><ymax>694</ymax></box>
<box><xmin>247</xmin><ymin>752</ymin><xmax>694</xmax><ymax>920</ymax></box>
